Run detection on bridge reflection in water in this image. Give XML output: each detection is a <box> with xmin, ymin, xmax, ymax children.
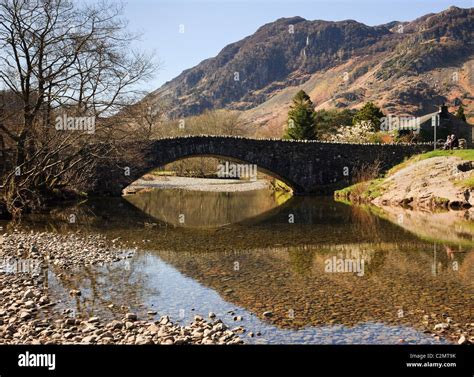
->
<box><xmin>124</xmin><ymin>188</ymin><xmax>291</xmax><ymax>228</ymax></box>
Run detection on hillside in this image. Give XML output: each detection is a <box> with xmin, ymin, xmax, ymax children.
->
<box><xmin>335</xmin><ymin>150</ymin><xmax>474</xmax><ymax>210</ymax></box>
<box><xmin>147</xmin><ymin>6</ymin><xmax>473</xmax><ymax>131</ymax></box>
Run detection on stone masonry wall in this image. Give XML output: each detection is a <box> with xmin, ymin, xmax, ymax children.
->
<box><xmin>89</xmin><ymin>136</ymin><xmax>432</xmax><ymax>196</ymax></box>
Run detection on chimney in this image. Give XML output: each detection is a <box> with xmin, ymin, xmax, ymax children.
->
<box><xmin>438</xmin><ymin>103</ymin><xmax>449</xmax><ymax>118</ymax></box>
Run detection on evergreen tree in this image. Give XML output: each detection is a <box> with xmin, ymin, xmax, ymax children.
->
<box><xmin>352</xmin><ymin>102</ymin><xmax>385</xmax><ymax>131</ymax></box>
<box><xmin>284</xmin><ymin>90</ymin><xmax>317</xmax><ymax>140</ymax></box>
<box><xmin>313</xmin><ymin>108</ymin><xmax>356</xmax><ymax>138</ymax></box>
<box><xmin>455</xmin><ymin>104</ymin><xmax>467</xmax><ymax>122</ymax></box>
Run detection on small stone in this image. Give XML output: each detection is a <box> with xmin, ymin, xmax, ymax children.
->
<box><xmin>434</xmin><ymin>323</ymin><xmax>449</xmax><ymax>331</ymax></box>
<box><xmin>23</xmin><ymin>289</ymin><xmax>34</xmax><ymax>300</ymax></box>
<box><xmin>82</xmin><ymin>335</ymin><xmax>96</xmax><ymax>343</ymax></box>
<box><xmin>213</xmin><ymin>323</ymin><xmax>227</xmax><ymax>332</ymax></box>
<box><xmin>146</xmin><ymin>324</ymin><xmax>160</xmax><ymax>335</ymax></box>
<box><xmin>108</xmin><ymin>320</ymin><xmax>123</xmax><ymax>330</ymax></box>
<box><xmin>263</xmin><ymin>311</ymin><xmax>273</xmax><ymax>318</ymax></box>
<box><xmin>231</xmin><ymin>326</ymin><xmax>244</xmax><ymax>334</ymax></box>
<box><xmin>24</xmin><ymin>300</ymin><xmax>35</xmax><ymax>309</ymax></box>
<box><xmin>82</xmin><ymin>324</ymin><xmax>96</xmax><ymax>333</ymax></box>
<box><xmin>88</xmin><ymin>316</ymin><xmax>100</xmax><ymax>323</ymax></box>
<box><xmin>100</xmin><ymin>331</ymin><xmax>113</xmax><ymax>339</ymax></box>
<box><xmin>135</xmin><ymin>335</ymin><xmax>153</xmax><ymax>345</ymax></box>
<box><xmin>64</xmin><ymin>332</ymin><xmax>74</xmax><ymax>339</ymax></box>
<box><xmin>147</xmin><ymin>310</ymin><xmax>157</xmax><ymax>315</ymax></box>
<box><xmin>125</xmin><ymin>313</ymin><xmax>137</xmax><ymax>321</ymax></box>
<box><xmin>458</xmin><ymin>335</ymin><xmax>467</xmax><ymax>345</ymax></box>
<box><xmin>19</xmin><ymin>311</ymin><xmax>31</xmax><ymax>320</ymax></box>
<box><xmin>194</xmin><ymin>315</ymin><xmax>203</xmax><ymax>322</ymax></box>
<box><xmin>208</xmin><ymin>312</ymin><xmax>216</xmax><ymax>319</ymax></box>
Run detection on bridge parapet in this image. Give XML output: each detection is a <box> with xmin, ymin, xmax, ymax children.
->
<box><xmin>89</xmin><ymin>136</ymin><xmax>432</xmax><ymax>196</ymax></box>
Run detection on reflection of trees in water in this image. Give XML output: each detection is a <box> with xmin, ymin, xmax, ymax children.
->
<box><xmin>11</xmin><ymin>197</ymin><xmax>157</xmax><ymax>234</ymax></box>
<box><xmin>157</xmin><ymin>243</ymin><xmax>473</xmax><ymax>334</ymax></box>
<box><xmin>12</xmin><ymin>195</ymin><xmax>434</xmax><ymax>256</ymax></box>
<box><xmin>458</xmin><ymin>250</ymin><xmax>474</xmax><ymax>282</ymax></box>
<box><xmin>288</xmin><ymin>245</ymin><xmax>315</xmax><ymax>276</ymax></box>
<box><xmin>49</xmin><ymin>258</ymin><xmax>153</xmax><ymax>319</ymax></box>
<box><xmin>348</xmin><ymin>205</ymin><xmax>388</xmax><ymax>242</ymax></box>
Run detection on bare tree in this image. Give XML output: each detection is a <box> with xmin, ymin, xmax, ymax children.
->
<box><xmin>119</xmin><ymin>96</ymin><xmax>170</xmax><ymax>140</ymax></box>
<box><xmin>0</xmin><ymin>0</ymin><xmax>156</xmax><ymax>216</ymax></box>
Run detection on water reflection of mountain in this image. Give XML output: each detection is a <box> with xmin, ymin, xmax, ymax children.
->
<box><xmin>156</xmin><ymin>243</ymin><xmax>473</xmax><ymax>338</ymax></box>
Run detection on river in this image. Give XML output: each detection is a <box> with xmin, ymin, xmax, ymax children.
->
<box><xmin>4</xmin><ymin>185</ymin><xmax>473</xmax><ymax>344</ymax></box>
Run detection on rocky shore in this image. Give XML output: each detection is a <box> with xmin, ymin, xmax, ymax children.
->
<box><xmin>335</xmin><ymin>154</ymin><xmax>473</xmax><ymax>210</ymax></box>
<box><xmin>0</xmin><ymin>231</ymin><xmax>244</xmax><ymax>345</ymax></box>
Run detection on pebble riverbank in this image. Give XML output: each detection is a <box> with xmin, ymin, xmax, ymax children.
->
<box><xmin>0</xmin><ymin>230</ymin><xmax>244</xmax><ymax>345</ymax></box>
<box><xmin>124</xmin><ymin>176</ymin><xmax>269</xmax><ymax>194</ymax></box>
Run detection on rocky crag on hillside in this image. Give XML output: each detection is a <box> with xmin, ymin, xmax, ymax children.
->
<box><xmin>149</xmin><ymin>6</ymin><xmax>473</xmax><ymax>125</ymax></box>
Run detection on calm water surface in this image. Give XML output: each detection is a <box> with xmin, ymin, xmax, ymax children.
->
<box><xmin>13</xmin><ymin>187</ymin><xmax>474</xmax><ymax>344</ymax></box>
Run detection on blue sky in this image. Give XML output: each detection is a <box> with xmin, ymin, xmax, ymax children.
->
<box><xmin>119</xmin><ymin>0</ymin><xmax>472</xmax><ymax>91</ymax></box>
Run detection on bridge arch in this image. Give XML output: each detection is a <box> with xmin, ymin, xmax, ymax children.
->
<box><xmin>90</xmin><ymin>136</ymin><xmax>431</xmax><ymax>196</ymax></box>
<box><xmin>138</xmin><ymin>153</ymin><xmax>303</xmax><ymax>193</ymax></box>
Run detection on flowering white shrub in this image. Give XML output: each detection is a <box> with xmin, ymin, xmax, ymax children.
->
<box><xmin>328</xmin><ymin>121</ymin><xmax>380</xmax><ymax>143</ymax></box>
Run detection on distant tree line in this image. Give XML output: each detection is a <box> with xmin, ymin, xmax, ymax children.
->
<box><xmin>283</xmin><ymin>90</ymin><xmax>385</xmax><ymax>141</ymax></box>
<box><xmin>284</xmin><ymin>90</ymin><xmax>469</xmax><ymax>143</ymax></box>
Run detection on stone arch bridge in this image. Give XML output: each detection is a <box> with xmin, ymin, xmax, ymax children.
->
<box><xmin>90</xmin><ymin>136</ymin><xmax>431</xmax><ymax>196</ymax></box>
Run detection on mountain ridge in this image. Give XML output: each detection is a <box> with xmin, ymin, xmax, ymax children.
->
<box><xmin>148</xmin><ymin>6</ymin><xmax>473</xmax><ymax>128</ymax></box>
